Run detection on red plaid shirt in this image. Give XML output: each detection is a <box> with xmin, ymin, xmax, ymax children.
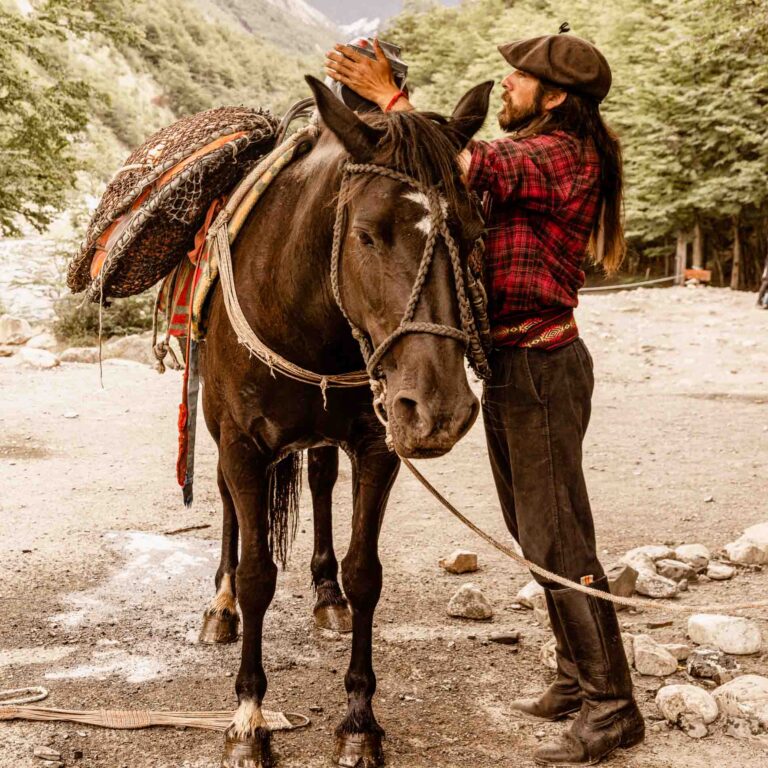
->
<box><xmin>467</xmin><ymin>130</ymin><xmax>600</xmax><ymax>349</ymax></box>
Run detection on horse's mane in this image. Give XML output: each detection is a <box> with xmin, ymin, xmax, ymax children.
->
<box><xmin>362</xmin><ymin>110</ymin><xmax>466</xmax><ymax>214</ymax></box>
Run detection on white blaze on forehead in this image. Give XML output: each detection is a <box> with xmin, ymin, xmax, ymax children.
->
<box><xmin>403</xmin><ymin>190</ymin><xmax>448</xmax><ymax>236</ymax></box>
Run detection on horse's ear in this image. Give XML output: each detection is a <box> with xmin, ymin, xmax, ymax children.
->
<box><xmin>445</xmin><ymin>80</ymin><xmax>494</xmax><ymax>148</ymax></box>
<box><xmin>305</xmin><ymin>75</ymin><xmax>383</xmax><ymax>160</ymax></box>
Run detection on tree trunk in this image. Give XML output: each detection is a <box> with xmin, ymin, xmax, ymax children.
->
<box><xmin>731</xmin><ymin>216</ymin><xmax>741</xmax><ymax>290</ymax></box>
<box><xmin>692</xmin><ymin>220</ymin><xmax>704</xmax><ymax>269</ymax></box>
<box><xmin>675</xmin><ymin>231</ymin><xmax>687</xmax><ymax>285</ymax></box>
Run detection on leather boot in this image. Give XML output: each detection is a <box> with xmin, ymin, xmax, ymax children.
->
<box><xmin>511</xmin><ymin>589</ymin><xmax>581</xmax><ymax>721</ymax></box>
<box><xmin>534</xmin><ymin>577</ymin><xmax>645</xmax><ymax>766</ymax></box>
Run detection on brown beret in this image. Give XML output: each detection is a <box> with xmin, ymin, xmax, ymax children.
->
<box><xmin>498</xmin><ymin>32</ymin><xmax>611</xmax><ymax>102</ymax></box>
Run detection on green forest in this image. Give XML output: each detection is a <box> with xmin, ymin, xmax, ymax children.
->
<box><xmin>2</xmin><ymin>0</ymin><xmax>767</xmax><ymax>287</ymax></box>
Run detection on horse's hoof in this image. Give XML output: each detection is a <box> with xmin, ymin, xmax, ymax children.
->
<box><xmin>221</xmin><ymin>729</ymin><xmax>273</xmax><ymax>768</ymax></box>
<box><xmin>333</xmin><ymin>733</ymin><xmax>384</xmax><ymax>768</ymax></box>
<box><xmin>200</xmin><ymin>610</ymin><xmax>240</xmax><ymax>644</ymax></box>
<box><xmin>314</xmin><ymin>603</ymin><xmax>352</xmax><ymax>633</ymax></box>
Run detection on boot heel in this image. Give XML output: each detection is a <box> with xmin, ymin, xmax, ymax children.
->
<box><xmin>619</xmin><ymin>719</ymin><xmax>645</xmax><ymax>750</ymax></box>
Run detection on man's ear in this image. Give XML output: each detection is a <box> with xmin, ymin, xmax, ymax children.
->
<box><xmin>305</xmin><ymin>75</ymin><xmax>384</xmax><ymax>160</ymax></box>
<box><xmin>445</xmin><ymin>80</ymin><xmax>494</xmax><ymax>149</ymax></box>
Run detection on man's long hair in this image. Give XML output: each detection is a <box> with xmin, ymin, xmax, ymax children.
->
<box><xmin>517</xmin><ymin>83</ymin><xmax>625</xmax><ymax>274</ymax></box>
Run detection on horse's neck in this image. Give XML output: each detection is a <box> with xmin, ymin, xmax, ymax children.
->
<box><xmin>232</xmin><ymin>141</ymin><xmax>359</xmax><ymax>371</ymax></box>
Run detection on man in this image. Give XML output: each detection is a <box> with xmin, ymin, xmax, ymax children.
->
<box><xmin>325</xmin><ymin>28</ymin><xmax>644</xmax><ymax>767</ymax></box>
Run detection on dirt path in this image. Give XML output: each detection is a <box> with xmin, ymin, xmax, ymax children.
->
<box><xmin>1</xmin><ymin>285</ymin><xmax>767</xmax><ymax>768</ymax></box>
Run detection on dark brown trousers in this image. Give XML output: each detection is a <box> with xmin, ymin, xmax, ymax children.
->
<box><xmin>482</xmin><ymin>338</ymin><xmax>605</xmax><ymax>588</ymax></box>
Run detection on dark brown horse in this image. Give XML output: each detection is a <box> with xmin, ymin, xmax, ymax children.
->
<box><xmin>200</xmin><ymin>75</ymin><xmax>492</xmax><ymax>768</ymax></box>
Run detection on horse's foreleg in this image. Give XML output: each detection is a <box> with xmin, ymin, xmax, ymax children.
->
<box><xmin>334</xmin><ymin>434</ymin><xmax>399</xmax><ymax>768</ymax></box>
<box><xmin>219</xmin><ymin>438</ymin><xmax>276</xmax><ymax>768</ymax></box>
<box><xmin>309</xmin><ymin>446</ymin><xmax>351</xmax><ymax>633</ymax></box>
<box><xmin>201</xmin><ymin>461</ymin><xmax>241</xmax><ymax>645</ymax></box>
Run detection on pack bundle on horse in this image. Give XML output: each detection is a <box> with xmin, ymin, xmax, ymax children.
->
<box><xmin>66</xmin><ymin>73</ymin><xmax>494</xmax><ymax>768</ymax></box>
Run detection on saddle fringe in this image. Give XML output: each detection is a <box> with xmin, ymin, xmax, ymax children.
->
<box><xmin>268</xmin><ymin>452</ymin><xmax>303</xmax><ymax>569</ymax></box>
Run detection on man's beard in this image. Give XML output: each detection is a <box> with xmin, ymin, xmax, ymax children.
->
<box><xmin>497</xmin><ymin>89</ymin><xmax>544</xmax><ymax>132</ymax></box>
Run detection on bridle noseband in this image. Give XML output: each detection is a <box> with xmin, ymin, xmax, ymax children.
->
<box><xmin>330</xmin><ymin>162</ymin><xmax>491</xmax><ymax>400</ymax></box>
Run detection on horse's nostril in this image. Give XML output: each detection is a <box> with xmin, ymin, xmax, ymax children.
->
<box><xmin>393</xmin><ymin>392</ymin><xmax>434</xmax><ymax>437</ymax></box>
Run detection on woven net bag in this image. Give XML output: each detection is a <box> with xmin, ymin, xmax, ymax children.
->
<box><xmin>68</xmin><ymin>106</ymin><xmax>279</xmax><ymax>302</ymax></box>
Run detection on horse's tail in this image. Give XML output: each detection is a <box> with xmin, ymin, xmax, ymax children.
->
<box><xmin>267</xmin><ymin>451</ymin><xmax>303</xmax><ymax>569</ymax></box>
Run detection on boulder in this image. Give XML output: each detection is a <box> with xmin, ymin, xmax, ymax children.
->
<box><xmin>712</xmin><ymin>675</ymin><xmax>768</xmax><ymax>727</ymax></box>
<box><xmin>633</xmin><ymin>634</ymin><xmax>678</xmax><ymax>676</ymax></box>
<box><xmin>540</xmin><ymin>637</ymin><xmax>557</xmax><ymax>670</ymax></box>
<box><xmin>0</xmin><ymin>315</ymin><xmax>33</xmax><ymax>344</ymax></box>
<box><xmin>446</xmin><ymin>583</ymin><xmax>493</xmax><ymax>621</ymax></box>
<box><xmin>662</xmin><ymin>643</ymin><xmax>692</xmax><ymax>661</ymax></box>
<box><xmin>439</xmin><ymin>550</ymin><xmax>478</xmax><ymax>574</ymax></box>
<box><xmin>515</xmin><ymin>580</ymin><xmax>545</xmax><ymax>609</ymax></box>
<box><xmin>60</xmin><ymin>346</ymin><xmax>100</xmax><ymax>364</ymax></box>
<box><xmin>103</xmin><ymin>332</ymin><xmax>154</xmax><ymax>365</ymax></box>
<box><xmin>25</xmin><ymin>332</ymin><xmax>57</xmax><ymax>350</ymax></box>
<box><xmin>724</xmin><ymin>538</ymin><xmax>768</xmax><ymax>565</ymax></box>
<box><xmin>13</xmin><ymin>348</ymin><xmax>59</xmax><ymax>369</ymax></box>
<box><xmin>686</xmin><ymin>647</ymin><xmax>739</xmax><ymax>684</ymax></box>
<box><xmin>606</xmin><ymin>563</ymin><xmax>638</xmax><ymax>612</ymax></box>
<box><xmin>674</xmin><ymin>544</ymin><xmax>710</xmax><ymax>573</ymax></box>
<box><xmin>656</xmin><ymin>559</ymin><xmax>696</xmax><ymax>582</ymax></box>
<box><xmin>656</xmin><ymin>683</ymin><xmax>719</xmax><ymax>726</ymax></box>
<box><xmin>635</xmin><ymin>571</ymin><xmax>679</xmax><ymax>599</ymax></box>
<box><xmin>742</xmin><ymin>522</ymin><xmax>768</xmax><ymax>548</ymax></box>
<box><xmin>688</xmin><ymin>614</ymin><xmax>762</xmax><ymax>655</ymax></box>
<box><xmin>706</xmin><ymin>562</ymin><xmax>735</xmax><ymax>581</ymax></box>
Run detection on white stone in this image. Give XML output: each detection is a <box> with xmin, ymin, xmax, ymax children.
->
<box><xmin>688</xmin><ymin>614</ymin><xmax>762</xmax><ymax>655</ymax></box>
<box><xmin>625</xmin><ymin>545</ymin><xmax>676</xmax><ymax>562</ymax></box>
<box><xmin>515</xmin><ymin>579</ymin><xmax>545</xmax><ymax>609</ymax></box>
<box><xmin>724</xmin><ymin>538</ymin><xmax>768</xmax><ymax>565</ymax></box>
<box><xmin>712</xmin><ymin>675</ymin><xmax>768</xmax><ymax>727</ymax></box>
<box><xmin>743</xmin><ymin>523</ymin><xmax>768</xmax><ymax>547</ymax></box>
<box><xmin>25</xmin><ymin>332</ymin><xmax>57</xmax><ymax>350</ymax></box>
<box><xmin>635</xmin><ymin>571</ymin><xmax>679</xmax><ymax>599</ymax></box>
<box><xmin>622</xmin><ymin>633</ymin><xmax>635</xmax><ymax>668</ymax></box>
<box><xmin>439</xmin><ymin>550</ymin><xmax>478</xmax><ymax>574</ymax></box>
<box><xmin>633</xmin><ymin>634</ymin><xmax>679</xmax><ymax>676</ymax></box>
<box><xmin>662</xmin><ymin>643</ymin><xmax>692</xmax><ymax>661</ymax></box>
<box><xmin>707</xmin><ymin>562</ymin><xmax>735</xmax><ymax>581</ymax></box>
<box><xmin>674</xmin><ymin>544</ymin><xmax>711</xmax><ymax>572</ymax></box>
<box><xmin>0</xmin><ymin>314</ymin><xmax>33</xmax><ymax>344</ymax></box>
<box><xmin>540</xmin><ymin>637</ymin><xmax>557</xmax><ymax>670</ymax></box>
<box><xmin>446</xmin><ymin>583</ymin><xmax>493</xmax><ymax>620</ymax></box>
<box><xmin>656</xmin><ymin>559</ymin><xmax>696</xmax><ymax>582</ymax></box>
<box><xmin>60</xmin><ymin>346</ymin><xmax>100</xmax><ymax>364</ymax></box>
<box><xmin>620</xmin><ymin>551</ymin><xmax>657</xmax><ymax>576</ymax></box>
<box><xmin>13</xmin><ymin>348</ymin><xmax>59</xmax><ymax>369</ymax></box>
<box><xmin>656</xmin><ymin>684</ymin><xmax>719</xmax><ymax>725</ymax></box>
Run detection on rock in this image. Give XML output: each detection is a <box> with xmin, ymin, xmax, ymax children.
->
<box><xmin>446</xmin><ymin>583</ymin><xmax>493</xmax><ymax>620</ymax></box>
<box><xmin>656</xmin><ymin>559</ymin><xmax>696</xmax><ymax>582</ymax></box>
<box><xmin>712</xmin><ymin>675</ymin><xmax>768</xmax><ymax>727</ymax></box>
<box><xmin>743</xmin><ymin>522</ymin><xmax>768</xmax><ymax>547</ymax></box>
<box><xmin>686</xmin><ymin>647</ymin><xmax>739</xmax><ymax>684</ymax></box>
<box><xmin>33</xmin><ymin>746</ymin><xmax>62</xmax><ymax>760</ymax></box>
<box><xmin>540</xmin><ymin>637</ymin><xmax>557</xmax><ymax>670</ymax></box>
<box><xmin>619</xmin><ymin>551</ymin><xmax>658</xmax><ymax>576</ymax></box>
<box><xmin>625</xmin><ymin>545</ymin><xmax>676</xmax><ymax>562</ymax></box>
<box><xmin>60</xmin><ymin>346</ymin><xmax>100</xmax><ymax>364</ymax></box>
<box><xmin>633</xmin><ymin>634</ymin><xmax>679</xmax><ymax>676</ymax></box>
<box><xmin>439</xmin><ymin>549</ymin><xmax>478</xmax><ymax>574</ymax></box>
<box><xmin>606</xmin><ymin>563</ymin><xmax>638</xmax><ymax>611</ymax></box>
<box><xmin>515</xmin><ymin>579</ymin><xmax>545</xmax><ymax>609</ymax></box>
<box><xmin>0</xmin><ymin>315</ymin><xmax>33</xmax><ymax>344</ymax></box>
<box><xmin>707</xmin><ymin>562</ymin><xmax>735</xmax><ymax>581</ymax></box>
<box><xmin>533</xmin><ymin>602</ymin><xmax>551</xmax><ymax>628</ymax></box>
<box><xmin>63</xmin><ymin>410</ymin><xmax>79</xmax><ymax>419</ymax></box>
<box><xmin>14</xmin><ymin>348</ymin><xmax>59</xmax><ymax>369</ymax></box>
<box><xmin>656</xmin><ymin>684</ymin><xmax>719</xmax><ymax>731</ymax></box>
<box><xmin>488</xmin><ymin>631</ymin><xmax>520</xmax><ymax>645</ymax></box>
<box><xmin>688</xmin><ymin>614</ymin><xmax>762</xmax><ymax>655</ymax></box>
<box><xmin>25</xmin><ymin>332</ymin><xmax>57</xmax><ymax>350</ymax></box>
<box><xmin>103</xmin><ymin>331</ymin><xmax>154</xmax><ymax>365</ymax></box>
<box><xmin>724</xmin><ymin>538</ymin><xmax>768</xmax><ymax>565</ymax></box>
<box><xmin>725</xmin><ymin>717</ymin><xmax>757</xmax><ymax>740</ymax></box>
<box><xmin>635</xmin><ymin>571</ymin><xmax>679</xmax><ymax>599</ymax></box>
<box><xmin>662</xmin><ymin>643</ymin><xmax>692</xmax><ymax>661</ymax></box>
<box><xmin>622</xmin><ymin>633</ymin><xmax>635</xmax><ymax>668</ymax></box>
<box><xmin>674</xmin><ymin>544</ymin><xmax>711</xmax><ymax>573</ymax></box>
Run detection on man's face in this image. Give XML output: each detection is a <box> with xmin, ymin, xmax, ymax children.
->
<box><xmin>498</xmin><ymin>69</ymin><xmax>544</xmax><ymax>131</ymax></box>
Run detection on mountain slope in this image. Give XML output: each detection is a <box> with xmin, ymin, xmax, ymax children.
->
<box><xmin>309</xmin><ymin>0</ymin><xmax>460</xmax><ymax>25</ymax></box>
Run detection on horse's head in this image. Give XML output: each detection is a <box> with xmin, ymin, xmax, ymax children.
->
<box><xmin>307</xmin><ymin>76</ymin><xmax>493</xmax><ymax>458</ymax></box>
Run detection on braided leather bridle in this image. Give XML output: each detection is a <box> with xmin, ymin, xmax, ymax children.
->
<box><xmin>330</xmin><ymin>162</ymin><xmax>491</xmax><ymax>426</ymax></box>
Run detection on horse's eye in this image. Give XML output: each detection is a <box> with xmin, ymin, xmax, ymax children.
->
<box><xmin>357</xmin><ymin>231</ymin><xmax>375</xmax><ymax>247</ymax></box>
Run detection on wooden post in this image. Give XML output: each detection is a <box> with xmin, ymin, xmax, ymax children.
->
<box><xmin>675</xmin><ymin>231</ymin><xmax>687</xmax><ymax>285</ymax></box>
<box><xmin>731</xmin><ymin>215</ymin><xmax>741</xmax><ymax>290</ymax></box>
<box><xmin>692</xmin><ymin>220</ymin><xmax>704</xmax><ymax>269</ymax></box>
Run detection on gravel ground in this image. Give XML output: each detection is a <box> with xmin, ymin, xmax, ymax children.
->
<box><xmin>1</xmin><ymin>285</ymin><xmax>768</xmax><ymax>768</ymax></box>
